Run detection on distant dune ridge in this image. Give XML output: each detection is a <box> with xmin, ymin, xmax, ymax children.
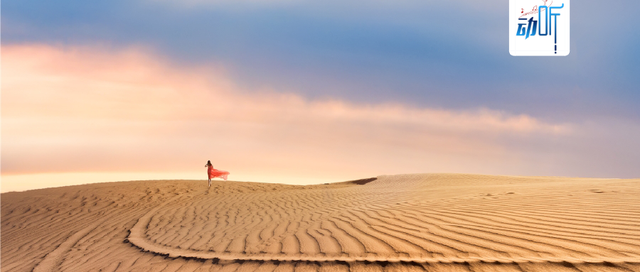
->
<box><xmin>2</xmin><ymin>174</ymin><xmax>640</xmax><ymax>271</ymax></box>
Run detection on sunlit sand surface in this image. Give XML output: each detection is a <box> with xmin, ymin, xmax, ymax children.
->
<box><xmin>2</xmin><ymin>174</ymin><xmax>640</xmax><ymax>271</ymax></box>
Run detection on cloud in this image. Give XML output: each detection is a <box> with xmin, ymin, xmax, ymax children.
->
<box><xmin>2</xmin><ymin>44</ymin><xmax>638</xmax><ymax>192</ymax></box>
<box><xmin>1</xmin><ymin>45</ymin><xmax>567</xmax><ymax>132</ymax></box>
<box><xmin>4</xmin><ymin>0</ymin><xmax>639</xmax><ymax>122</ymax></box>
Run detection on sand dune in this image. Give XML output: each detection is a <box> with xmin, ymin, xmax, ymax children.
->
<box><xmin>2</xmin><ymin>174</ymin><xmax>640</xmax><ymax>271</ymax></box>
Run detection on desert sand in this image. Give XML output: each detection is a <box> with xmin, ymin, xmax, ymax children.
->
<box><xmin>2</xmin><ymin>173</ymin><xmax>640</xmax><ymax>272</ymax></box>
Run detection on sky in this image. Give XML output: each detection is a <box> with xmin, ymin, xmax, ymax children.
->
<box><xmin>2</xmin><ymin>0</ymin><xmax>640</xmax><ymax>192</ymax></box>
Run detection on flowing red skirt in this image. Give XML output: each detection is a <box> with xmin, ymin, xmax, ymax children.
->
<box><xmin>208</xmin><ymin>166</ymin><xmax>229</xmax><ymax>180</ymax></box>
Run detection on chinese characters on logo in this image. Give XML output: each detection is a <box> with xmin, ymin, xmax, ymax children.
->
<box><xmin>509</xmin><ymin>0</ymin><xmax>570</xmax><ymax>56</ymax></box>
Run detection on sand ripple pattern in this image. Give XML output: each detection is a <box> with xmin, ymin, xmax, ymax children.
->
<box><xmin>129</xmin><ymin>174</ymin><xmax>640</xmax><ymax>264</ymax></box>
<box><xmin>3</xmin><ymin>174</ymin><xmax>640</xmax><ymax>271</ymax></box>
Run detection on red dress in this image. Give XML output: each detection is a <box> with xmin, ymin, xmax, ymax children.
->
<box><xmin>207</xmin><ymin>165</ymin><xmax>230</xmax><ymax>180</ymax></box>
<box><xmin>207</xmin><ymin>165</ymin><xmax>215</xmax><ymax>179</ymax></box>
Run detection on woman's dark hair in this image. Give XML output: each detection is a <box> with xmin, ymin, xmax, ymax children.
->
<box><xmin>206</xmin><ymin>160</ymin><xmax>212</xmax><ymax>166</ymax></box>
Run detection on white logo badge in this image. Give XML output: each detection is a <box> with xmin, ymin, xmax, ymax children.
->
<box><xmin>509</xmin><ymin>0</ymin><xmax>570</xmax><ymax>56</ymax></box>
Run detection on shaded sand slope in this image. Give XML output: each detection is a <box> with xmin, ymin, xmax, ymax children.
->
<box><xmin>2</xmin><ymin>174</ymin><xmax>640</xmax><ymax>272</ymax></box>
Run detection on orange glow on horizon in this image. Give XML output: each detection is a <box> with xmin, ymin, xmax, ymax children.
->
<box><xmin>2</xmin><ymin>44</ymin><xmax>573</xmax><ymax>193</ymax></box>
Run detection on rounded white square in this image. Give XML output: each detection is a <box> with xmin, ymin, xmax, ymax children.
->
<box><xmin>509</xmin><ymin>0</ymin><xmax>570</xmax><ymax>56</ymax></box>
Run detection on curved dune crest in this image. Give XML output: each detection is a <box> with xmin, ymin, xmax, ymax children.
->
<box><xmin>126</xmin><ymin>174</ymin><xmax>640</xmax><ymax>264</ymax></box>
<box><xmin>3</xmin><ymin>174</ymin><xmax>640</xmax><ymax>271</ymax></box>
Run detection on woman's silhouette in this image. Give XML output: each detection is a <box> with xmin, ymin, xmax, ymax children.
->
<box><xmin>205</xmin><ymin>160</ymin><xmax>214</xmax><ymax>187</ymax></box>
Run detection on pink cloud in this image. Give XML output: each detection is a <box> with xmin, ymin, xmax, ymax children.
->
<box><xmin>2</xmin><ymin>44</ymin><xmax>574</xmax><ymax>192</ymax></box>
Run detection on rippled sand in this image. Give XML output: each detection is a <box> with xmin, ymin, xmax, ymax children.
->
<box><xmin>2</xmin><ymin>174</ymin><xmax>640</xmax><ymax>271</ymax></box>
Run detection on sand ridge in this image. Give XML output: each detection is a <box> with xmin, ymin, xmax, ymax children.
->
<box><xmin>2</xmin><ymin>174</ymin><xmax>640</xmax><ymax>271</ymax></box>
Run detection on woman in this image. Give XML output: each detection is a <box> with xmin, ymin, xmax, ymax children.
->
<box><xmin>205</xmin><ymin>160</ymin><xmax>214</xmax><ymax>187</ymax></box>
